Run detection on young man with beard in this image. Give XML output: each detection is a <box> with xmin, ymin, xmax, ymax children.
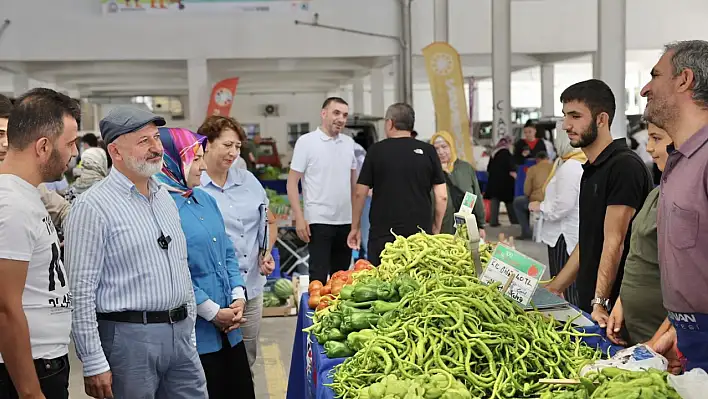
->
<box><xmin>0</xmin><ymin>94</ymin><xmax>71</xmax><ymax>230</ymax></box>
<box><xmin>0</xmin><ymin>89</ymin><xmax>80</xmax><ymax>399</ymax></box>
<box><xmin>546</xmin><ymin>79</ymin><xmax>652</xmax><ymax>327</ymax></box>
<box><xmin>287</xmin><ymin>97</ymin><xmax>358</xmax><ymax>283</ymax></box>
<box><xmin>65</xmin><ymin>106</ymin><xmax>207</xmax><ymax>399</ymax></box>
<box><xmin>641</xmin><ymin>40</ymin><xmax>708</xmax><ymax>373</ymax></box>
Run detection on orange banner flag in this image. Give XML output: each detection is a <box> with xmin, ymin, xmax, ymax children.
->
<box><xmin>206</xmin><ymin>78</ymin><xmax>239</xmax><ymax>117</ymax></box>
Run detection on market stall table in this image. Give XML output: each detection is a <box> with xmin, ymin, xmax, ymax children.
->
<box><xmin>287</xmin><ymin>293</ymin><xmax>624</xmax><ymax>399</ymax></box>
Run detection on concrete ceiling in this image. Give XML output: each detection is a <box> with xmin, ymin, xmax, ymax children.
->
<box><xmin>0</xmin><ymin>52</ymin><xmax>591</xmax><ymax>98</ymax></box>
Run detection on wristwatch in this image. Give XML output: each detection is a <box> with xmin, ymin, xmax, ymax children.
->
<box><xmin>590</xmin><ymin>297</ymin><xmax>610</xmax><ymax>310</ymax></box>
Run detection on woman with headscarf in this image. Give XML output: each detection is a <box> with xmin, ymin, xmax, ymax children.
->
<box><xmin>484</xmin><ymin>136</ymin><xmax>518</xmax><ymax>227</ymax></box>
<box><xmin>155</xmin><ymin>127</ymin><xmax>255</xmax><ymax>399</ymax></box>
<box><xmin>528</xmin><ymin>124</ymin><xmax>587</xmax><ymax>306</ymax></box>
<box><xmin>431</xmin><ymin>131</ymin><xmax>486</xmax><ymax>239</ymax></box>
<box><xmin>71</xmin><ymin>147</ymin><xmax>108</xmax><ymax>194</ymax></box>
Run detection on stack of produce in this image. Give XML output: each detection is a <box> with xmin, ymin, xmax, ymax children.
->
<box><xmin>307</xmin><ymin>260</ymin><xmax>375</xmax><ymax>311</ymax></box>
<box><xmin>540</xmin><ymin>367</ymin><xmax>681</xmax><ymax>399</ymax></box>
<box><xmin>356</xmin><ymin>373</ymin><xmax>471</xmax><ymax>399</ymax></box>
<box><xmin>305</xmin><ymin>272</ymin><xmax>416</xmax><ymax>359</ymax></box>
<box><xmin>263</xmin><ymin>278</ymin><xmax>295</xmax><ymax>307</ymax></box>
<box><xmin>308</xmin><ymin>231</ymin><xmax>605</xmax><ymax>399</ymax></box>
<box><xmin>265</xmin><ymin>188</ymin><xmax>290</xmax><ymax>217</ymax></box>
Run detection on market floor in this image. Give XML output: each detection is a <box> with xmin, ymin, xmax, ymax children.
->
<box><xmin>67</xmin><ymin>316</ymin><xmax>298</xmax><ymax>399</ymax></box>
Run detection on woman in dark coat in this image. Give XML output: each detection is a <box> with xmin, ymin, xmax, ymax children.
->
<box><xmin>484</xmin><ymin>136</ymin><xmax>518</xmax><ymax>226</ymax></box>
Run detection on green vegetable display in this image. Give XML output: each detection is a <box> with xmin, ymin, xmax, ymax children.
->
<box><xmin>331</xmin><ymin>276</ymin><xmax>602</xmax><ymax>398</ymax></box>
<box><xmin>262</xmin><ymin>291</ymin><xmax>282</xmax><ymax>307</ymax></box>
<box><xmin>356</xmin><ymin>373</ymin><xmax>471</xmax><ymax>399</ymax></box>
<box><xmin>351</xmin><ymin>284</ymin><xmax>380</xmax><ymax>303</ymax></box>
<box><xmin>346</xmin><ymin>329</ymin><xmax>377</xmax><ymax>351</ymax></box>
<box><xmin>540</xmin><ymin>367</ymin><xmax>682</xmax><ymax>399</ymax></box>
<box><xmin>273</xmin><ymin>278</ymin><xmax>294</xmax><ymax>299</ymax></box>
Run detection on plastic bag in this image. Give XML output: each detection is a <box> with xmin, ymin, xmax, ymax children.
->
<box><xmin>668</xmin><ymin>368</ymin><xmax>708</xmax><ymax>399</ymax></box>
<box><xmin>580</xmin><ymin>344</ymin><xmax>668</xmax><ymax>376</ymax></box>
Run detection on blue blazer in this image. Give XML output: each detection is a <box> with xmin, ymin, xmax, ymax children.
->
<box><xmin>171</xmin><ymin>188</ymin><xmax>246</xmax><ymax>355</ymax></box>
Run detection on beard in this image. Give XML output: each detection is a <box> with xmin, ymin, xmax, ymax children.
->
<box><xmin>570</xmin><ymin>119</ymin><xmax>599</xmax><ymax>148</ymax></box>
<box><xmin>644</xmin><ymin>97</ymin><xmax>677</xmax><ymax>130</ymax></box>
<box><xmin>125</xmin><ymin>153</ymin><xmax>163</xmax><ymax>178</ymax></box>
<box><xmin>40</xmin><ymin>148</ymin><xmax>68</xmax><ymax>182</ymax></box>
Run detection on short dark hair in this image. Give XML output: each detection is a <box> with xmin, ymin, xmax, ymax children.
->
<box><xmin>535</xmin><ymin>151</ymin><xmax>549</xmax><ymax>160</ymax></box>
<box><xmin>560</xmin><ymin>79</ymin><xmax>616</xmax><ymax>126</ymax></box>
<box><xmin>0</xmin><ymin>94</ymin><xmax>12</xmax><ymax>119</ymax></box>
<box><xmin>7</xmin><ymin>88</ymin><xmax>81</xmax><ymax>151</ymax></box>
<box><xmin>81</xmin><ymin>133</ymin><xmax>99</xmax><ymax>148</ymax></box>
<box><xmin>385</xmin><ymin>103</ymin><xmax>415</xmax><ymax>132</ymax></box>
<box><xmin>198</xmin><ymin>115</ymin><xmax>247</xmax><ymax>143</ymax></box>
<box><xmin>322</xmin><ymin>97</ymin><xmax>348</xmax><ymax>110</ymax></box>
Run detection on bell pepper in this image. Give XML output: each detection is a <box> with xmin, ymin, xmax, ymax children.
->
<box><xmin>341</xmin><ymin>300</ymin><xmax>375</xmax><ymax>310</ymax></box>
<box><xmin>371</xmin><ymin>300</ymin><xmax>400</xmax><ymax>314</ymax></box>
<box><xmin>339</xmin><ymin>284</ymin><xmax>355</xmax><ymax>300</ymax></box>
<box><xmin>344</xmin><ymin>311</ymin><xmax>380</xmax><ymax>331</ymax></box>
<box><xmin>323</xmin><ymin>341</ymin><xmax>354</xmax><ymax>358</ymax></box>
<box><xmin>375</xmin><ymin>282</ymin><xmax>397</xmax><ymax>302</ymax></box>
<box><xmin>315</xmin><ymin>326</ymin><xmax>346</xmax><ymax>344</ymax></box>
<box><xmin>321</xmin><ymin>311</ymin><xmax>343</xmax><ymax>329</ymax></box>
<box><xmin>346</xmin><ymin>328</ymin><xmax>377</xmax><ymax>351</ymax></box>
<box><xmin>352</xmin><ymin>284</ymin><xmax>379</xmax><ymax>302</ymax></box>
<box><xmin>340</xmin><ymin>318</ymin><xmax>354</xmax><ymax>334</ymax></box>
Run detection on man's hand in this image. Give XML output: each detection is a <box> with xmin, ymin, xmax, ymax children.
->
<box><xmin>478</xmin><ymin>228</ymin><xmax>486</xmax><ymax>241</ymax></box>
<box><xmin>591</xmin><ymin>305</ymin><xmax>610</xmax><ymax>329</ymax></box>
<box><xmin>295</xmin><ymin>217</ymin><xmax>310</xmax><ymax>243</ymax></box>
<box><xmin>528</xmin><ymin>201</ymin><xmax>541</xmax><ymax>212</ymax></box>
<box><xmin>212</xmin><ymin>308</ymin><xmax>238</xmax><ymax>330</ymax></box>
<box><xmin>84</xmin><ymin>371</ymin><xmax>113</xmax><ymax>399</ymax></box>
<box><xmin>648</xmin><ymin>326</ymin><xmax>682</xmax><ymax>374</ymax></box>
<box><xmin>347</xmin><ymin>228</ymin><xmax>361</xmax><ymax>250</ymax></box>
<box><xmin>259</xmin><ymin>253</ymin><xmax>275</xmax><ymax>276</ymax></box>
<box><xmin>606</xmin><ymin>301</ymin><xmax>627</xmax><ymax>346</ymax></box>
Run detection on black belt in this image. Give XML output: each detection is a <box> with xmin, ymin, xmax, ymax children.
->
<box><xmin>96</xmin><ymin>305</ymin><xmax>188</xmax><ymax>324</ymax></box>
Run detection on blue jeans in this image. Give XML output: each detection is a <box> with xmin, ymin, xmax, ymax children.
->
<box><xmin>513</xmin><ymin>196</ymin><xmax>532</xmax><ymax>237</ymax></box>
<box><xmin>359</xmin><ymin>196</ymin><xmax>371</xmax><ymax>259</ymax></box>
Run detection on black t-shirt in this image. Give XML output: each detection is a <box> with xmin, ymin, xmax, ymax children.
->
<box><xmin>358</xmin><ymin>137</ymin><xmax>445</xmax><ymax>238</ymax></box>
<box><xmin>576</xmin><ymin>139</ymin><xmax>653</xmax><ymax>313</ymax></box>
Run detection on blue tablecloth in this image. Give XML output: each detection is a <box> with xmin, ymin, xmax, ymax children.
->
<box><xmin>287</xmin><ymin>293</ymin><xmax>623</xmax><ymax>399</ymax></box>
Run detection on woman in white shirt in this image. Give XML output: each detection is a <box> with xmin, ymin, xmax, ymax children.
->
<box><xmin>529</xmin><ymin>127</ymin><xmax>586</xmax><ymax>306</ymax></box>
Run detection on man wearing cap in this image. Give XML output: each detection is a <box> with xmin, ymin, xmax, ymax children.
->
<box><xmin>65</xmin><ymin>106</ymin><xmax>207</xmax><ymax>399</ymax></box>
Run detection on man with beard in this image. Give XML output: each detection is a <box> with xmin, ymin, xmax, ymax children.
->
<box><xmin>546</xmin><ymin>79</ymin><xmax>652</xmax><ymax>327</ymax></box>
<box><xmin>0</xmin><ymin>94</ymin><xmax>71</xmax><ymax>230</ymax></box>
<box><xmin>287</xmin><ymin>97</ymin><xmax>358</xmax><ymax>283</ymax></box>
<box><xmin>641</xmin><ymin>40</ymin><xmax>708</xmax><ymax>372</ymax></box>
<box><xmin>0</xmin><ymin>89</ymin><xmax>79</xmax><ymax>399</ymax></box>
<box><xmin>65</xmin><ymin>107</ymin><xmax>207</xmax><ymax>399</ymax></box>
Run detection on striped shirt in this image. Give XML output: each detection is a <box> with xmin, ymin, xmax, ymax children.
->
<box><xmin>65</xmin><ymin>168</ymin><xmax>195</xmax><ymax>377</ymax></box>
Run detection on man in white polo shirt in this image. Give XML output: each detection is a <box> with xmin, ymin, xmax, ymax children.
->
<box><xmin>287</xmin><ymin>97</ymin><xmax>357</xmax><ymax>283</ymax></box>
<box><xmin>0</xmin><ymin>88</ymin><xmax>79</xmax><ymax>399</ymax></box>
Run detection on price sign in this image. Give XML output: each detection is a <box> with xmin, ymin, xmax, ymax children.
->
<box><xmin>479</xmin><ymin>244</ymin><xmax>546</xmax><ymax>306</ymax></box>
<box><xmin>458</xmin><ymin>192</ymin><xmax>478</xmax><ymax>215</ymax></box>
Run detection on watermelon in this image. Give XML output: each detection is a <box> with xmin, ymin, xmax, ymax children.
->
<box><xmin>273</xmin><ymin>278</ymin><xmax>294</xmax><ymax>299</ymax></box>
<box><xmin>263</xmin><ymin>292</ymin><xmax>281</xmax><ymax>307</ymax></box>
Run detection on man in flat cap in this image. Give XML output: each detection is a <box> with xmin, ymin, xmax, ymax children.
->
<box><xmin>65</xmin><ymin>106</ymin><xmax>207</xmax><ymax>399</ymax></box>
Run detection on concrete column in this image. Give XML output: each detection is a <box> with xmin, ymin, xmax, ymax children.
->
<box><xmin>12</xmin><ymin>74</ymin><xmax>29</xmax><ymax>97</ymax></box>
<box><xmin>370</xmin><ymin>68</ymin><xmax>385</xmax><ymax>117</ymax></box>
<box><xmin>596</xmin><ymin>0</ymin><xmax>626</xmax><ymax>138</ymax></box>
<box><xmin>187</xmin><ymin>58</ymin><xmax>211</xmax><ymax>129</ymax></box>
<box><xmin>91</xmin><ymin>103</ymin><xmax>101</xmax><ymax>132</ymax></box>
<box><xmin>392</xmin><ymin>56</ymin><xmax>404</xmax><ymax>103</ymax></box>
<box><xmin>352</xmin><ymin>78</ymin><xmax>365</xmax><ymax>114</ymax></box>
<box><xmin>592</xmin><ymin>52</ymin><xmax>601</xmax><ymax>80</ymax></box>
<box><xmin>491</xmin><ymin>0</ymin><xmax>511</xmax><ymax>144</ymax></box>
<box><xmin>433</xmin><ymin>0</ymin><xmax>449</xmax><ymax>42</ymax></box>
<box><xmin>540</xmin><ymin>64</ymin><xmax>555</xmax><ymax>117</ymax></box>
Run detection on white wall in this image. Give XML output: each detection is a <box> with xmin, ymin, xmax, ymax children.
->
<box><xmin>4</xmin><ymin>0</ymin><xmax>708</xmax><ymax>61</ymax></box>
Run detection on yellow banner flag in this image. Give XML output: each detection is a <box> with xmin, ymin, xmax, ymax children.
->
<box><xmin>422</xmin><ymin>42</ymin><xmax>474</xmax><ymax>164</ymax></box>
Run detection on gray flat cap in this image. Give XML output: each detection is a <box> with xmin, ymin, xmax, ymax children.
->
<box><xmin>99</xmin><ymin>106</ymin><xmax>166</xmax><ymax>144</ymax></box>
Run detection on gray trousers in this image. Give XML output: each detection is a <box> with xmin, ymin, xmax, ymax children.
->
<box><xmin>98</xmin><ymin>318</ymin><xmax>207</xmax><ymax>399</ymax></box>
<box><xmin>240</xmin><ymin>294</ymin><xmax>263</xmax><ymax>369</ymax></box>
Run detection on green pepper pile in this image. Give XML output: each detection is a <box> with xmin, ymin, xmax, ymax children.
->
<box><xmin>357</xmin><ymin>373</ymin><xmax>471</xmax><ymax>399</ymax></box>
<box><xmin>540</xmin><ymin>367</ymin><xmax>681</xmax><ymax>399</ymax></box>
<box><xmin>330</xmin><ymin>275</ymin><xmax>602</xmax><ymax>399</ymax></box>
<box><xmin>376</xmin><ymin>232</ymin><xmax>476</xmax><ymax>282</ymax></box>
<box><xmin>306</xmin><ymin>276</ymin><xmax>417</xmax><ymax>359</ymax></box>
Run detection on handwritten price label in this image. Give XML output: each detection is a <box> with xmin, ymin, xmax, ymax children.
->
<box><xmin>480</xmin><ymin>245</ymin><xmax>546</xmax><ymax>306</ymax></box>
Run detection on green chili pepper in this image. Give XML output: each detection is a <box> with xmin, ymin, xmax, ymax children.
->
<box><xmin>370</xmin><ymin>300</ymin><xmax>400</xmax><ymax>314</ymax></box>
